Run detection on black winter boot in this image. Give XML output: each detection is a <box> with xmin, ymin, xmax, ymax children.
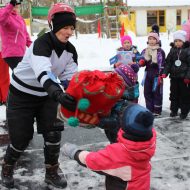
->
<box><xmin>180</xmin><ymin>113</ymin><xmax>188</xmax><ymax>120</ymax></box>
<box><xmin>1</xmin><ymin>162</ymin><xmax>14</xmax><ymax>188</ymax></box>
<box><xmin>170</xmin><ymin>112</ymin><xmax>178</xmax><ymax>117</ymax></box>
<box><xmin>45</xmin><ymin>164</ymin><xmax>67</xmax><ymax>188</ymax></box>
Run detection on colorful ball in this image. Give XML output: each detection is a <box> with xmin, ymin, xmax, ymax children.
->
<box><xmin>78</xmin><ymin>98</ymin><xmax>90</xmax><ymax>111</ymax></box>
<box><xmin>67</xmin><ymin>117</ymin><xmax>79</xmax><ymax>127</ymax></box>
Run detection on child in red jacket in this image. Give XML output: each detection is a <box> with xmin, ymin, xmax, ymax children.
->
<box><xmin>62</xmin><ymin>104</ymin><xmax>156</xmax><ymax>190</ymax></box>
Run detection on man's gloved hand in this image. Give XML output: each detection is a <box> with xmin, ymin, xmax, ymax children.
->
<box><xmin>61</xmin><ymin>143</ymin><xmax>80</xmax><ymax>159</ymax></box>
<box><xmin>54</xmin><ymin>91</ymin><xmax>77</xmax><ymax>112</ymax></box>
<box><xmin>161</xmin><ymin>74</ymin><xmax>167</xmax><ymax>78</ymax></box>
<box><xmin>43</xmin><ymin>78</ymin><xmax>77</xmax><ymax>112</ymax></box>
<box><xmin>184</xmin><ymin>78</ymin><xmax>190</xmax><ymax>84</ymax></box>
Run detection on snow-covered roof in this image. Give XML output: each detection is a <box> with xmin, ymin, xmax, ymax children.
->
<box><xmin>127</xmin><ymin>0</ymin><xmax>190</xmax><ymax>7</ymax></box>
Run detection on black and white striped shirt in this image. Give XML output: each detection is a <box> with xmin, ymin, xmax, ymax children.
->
<box><xmin>11</xmin><ymin>32</ymin><xmax>78</xmax><ymax>96</ymax></box>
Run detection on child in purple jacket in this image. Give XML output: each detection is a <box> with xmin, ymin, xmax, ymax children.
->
<box><xmin>139</xmin><ymin>31</ymin><xmax>165</xmax><ymax>116</ymax></box>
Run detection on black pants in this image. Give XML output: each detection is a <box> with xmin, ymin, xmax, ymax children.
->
<box><xmin>105</xmin><ymin>175</ymin><xmax>127</xmax><ymax>190</ymax></box>
<box><xmin>4</xmin><ymin>57</ymin><xmax>23</xmax><ymax>70</ymax></box>
<box><xmin>170</xmin><ymin>78</ymin><xmax>190</xmax><ymax>115</ymax></box>
<box><xmin>74</xmin><ymin>154</ymin><xmax>128</xmax><ymax>190</ymax></box>
<box><xmin>4</xmin><ymin>88</ymin><xmax>64</xmax><ymax>165</ymax></box>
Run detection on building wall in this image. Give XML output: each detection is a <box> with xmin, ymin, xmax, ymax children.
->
<box><xmin>181</xmin><ymin>8</ymin><xmax>189</xmax><ymax>23</ymax></box>
<box><xmin>135</xmin><ymin>7</ymin><xmax>190</xmax><ymax>36</ymax></box>
<box><xmin>166</xmin><ymin>7</ymin><xmax>189</xmax><ymax>31</ymax></box>
<box><xmin>136</xmin><ymin>10</ymin><xmax>147</xmax><ymax>36</ymax></box>
<box><xmin>166</xmin><ymin>9</ymin><xmax>176</xmax><ymax>32</ymax></box>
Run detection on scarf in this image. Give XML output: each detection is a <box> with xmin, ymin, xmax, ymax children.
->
<box><xmin>144</xmin><ymin>44</ymin><xmax>160</xmax><ymax>63</ymax></box>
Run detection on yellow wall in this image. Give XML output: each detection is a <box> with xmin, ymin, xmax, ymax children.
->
<box><xmin>24</xmin><ymin>18</ymin><xmax>31</xmax><ymax>36</ymax></box>
<box><xmin>119</xmin><ymin>12</ymin><xmax>136</xmax><ymax>34</ymax></box>
<box><xmin>176</xmin><ymin>25</ymin><xmax>182</xmax><ymax>30</ymax></box>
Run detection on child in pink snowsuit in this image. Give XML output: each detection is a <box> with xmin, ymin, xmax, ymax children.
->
<box><xmin>62</xmin><ymin>104</ymin><xmax>156</xmax><ymax>190</ymax></box>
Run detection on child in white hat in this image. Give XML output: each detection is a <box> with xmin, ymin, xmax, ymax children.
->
<box><xmin>161</xmin><ymin>30</ymin><xmax>190</xmax><ymax>119</ymax></box>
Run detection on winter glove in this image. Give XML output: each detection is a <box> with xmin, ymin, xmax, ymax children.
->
<box><xmin>62</xmin><ymin>143</ymin><xmax>80</xmax><ymax>159</ymax></box>
<box><xmin>43</xmin><ymin>79</ymin><xmax>77</xmax><ymax>112</ymax></box>
<box><xmin>138</xmin><ymin>59</ymin><xmax>145</xmax><ymax>67</ymax></box>
<box><xmin>184</xmin><ymin>79</ymin><xmax>190</xmax><ymax>84</ymax></box>
<box><xmin>161</xmin><ymin>74</ymin><xmax>167</xmax><ymax>78</ymax></box>
<box><xmin>53</xmin><ymin>90</ymin><xmax>77</xmax><ymax>112</ymax></box>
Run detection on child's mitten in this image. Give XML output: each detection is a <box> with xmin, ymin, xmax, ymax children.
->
<box><xmin>62</xmin><ymin>143</ymin><xmax>80</xmax><ymax>159</ymax></box>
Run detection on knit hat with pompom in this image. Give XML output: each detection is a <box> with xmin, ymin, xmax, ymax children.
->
<box><xmin>121</xmin><ymin>104</ymin><xmax>154</xmax><ymax>141</ymax></box>
<box><xmin>115</xmin><ymin>63</ymin><xmax>139</xmax><ymax>87</ymax></box>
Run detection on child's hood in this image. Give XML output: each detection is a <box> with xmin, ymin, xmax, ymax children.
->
<box><xmin>117</xmin><ymin>128</ymin><xmax>156</xmax><ymax>161</ymax></box>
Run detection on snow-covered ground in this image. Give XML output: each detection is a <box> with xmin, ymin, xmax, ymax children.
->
<box><xmin>0</xmin><ymin>32</ymin><xmax>190</xmax><ymax>190</ymax></box>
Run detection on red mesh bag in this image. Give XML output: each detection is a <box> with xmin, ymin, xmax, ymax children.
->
<box><xmin>60</xmin><ymin>70</ymin><xmax>125</xmax><ymax>126</ymax></box>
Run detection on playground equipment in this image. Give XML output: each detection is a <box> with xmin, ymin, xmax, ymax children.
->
<box><xmin>0</xmin><ymin>3</ymin><xmax>133</xmax><ymax>38</ymax></box>
<box><xmin>31</xmin><ymin>4</ymin><xmax>133</xmax><ymax>38</ymax></box>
